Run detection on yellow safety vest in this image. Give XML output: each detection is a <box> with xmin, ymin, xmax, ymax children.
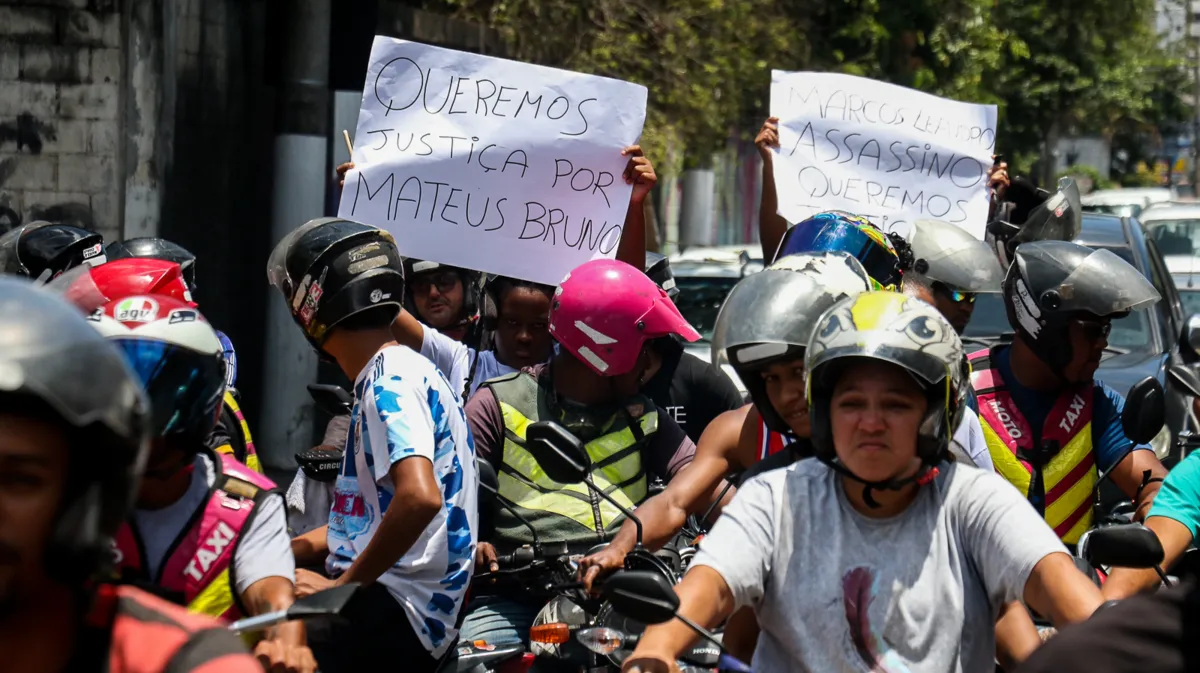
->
<box><xmin>968</xmin><ymin>348</ymin><xmax>1097</xmax><ymax>544</ymax></box>
<box><xmin>485</xmin><ymin>371</ymin><xmax>654</xmax><ymax>550</ymax></box>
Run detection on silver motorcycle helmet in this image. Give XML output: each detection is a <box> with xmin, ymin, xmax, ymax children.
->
<box><xmin>909</xmin><ymin>219</ymin><xmax>1005</xmax><ymax>293</ymax></box>
<box><xmin>711</xmin><ymin>251</ymin><xmax>873</xmax><ymax>433</ymax></box>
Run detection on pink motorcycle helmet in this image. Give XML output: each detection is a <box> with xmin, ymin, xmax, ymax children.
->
<box><xmin>550</xmin><ymin>258</ymin><xmax>701</xmax><ymax>377</ymax></box>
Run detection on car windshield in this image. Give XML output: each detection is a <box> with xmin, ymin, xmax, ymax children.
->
<box><xmin>1084</xmin><ymin>203</ymin><xmax>1143</xmax><ymax>218</ymax></box>
<box><xmin>963</xmin><ymin>245</ymin><xmax>1156</xmax><ymax>354</ymax></box>
<box><xmin>673</xmin><ymin>276</ymin><xmax>739</xmax><ymax>342</ymax></box>
<box><xmin>1145</xmin><ymin>218</ymin><xmax>1200</xmax><ymax>257</ymax></box>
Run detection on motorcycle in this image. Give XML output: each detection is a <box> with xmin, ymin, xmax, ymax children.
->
<box><xmin>507</xmin><ymin>420</ymin><xmax>728</xmax><ymax>672</ymax></box>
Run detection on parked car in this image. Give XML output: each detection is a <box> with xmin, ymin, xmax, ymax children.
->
<box><xmin>1082</xmin><ymin>188</ymin><xmax>1172</xmax><ymax>219</ymax></box>
<box><xmin>669</xmin><ymin>246</ymin><xmax>764</xmax><ymax>395</ymax></box>
<box><xmin>963</xmin><ymin>212</ymin><xmax>1196</xmax><ymax>470</ymax></box>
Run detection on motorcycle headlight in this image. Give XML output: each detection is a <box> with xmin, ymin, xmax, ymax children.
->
<box><xmin>1150</xmin><ymin>425</ymin><xmax>1171</xmax><ymax>461</ymax></box>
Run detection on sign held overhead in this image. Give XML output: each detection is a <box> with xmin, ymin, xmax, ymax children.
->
<box><xmin>338</xmin><ymin>37</ymin><xmax>648</xmax><ymax>285</ymax></box>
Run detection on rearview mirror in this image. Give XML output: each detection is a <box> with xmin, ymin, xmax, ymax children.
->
<box><xmin>1079</xmin><ymin>524</ymin><xmax>1164</xmax><ymax>569</ymax></box>
<box><xmin>1184</xmin><ymin>314</ymin><xmax>1200</xmax><ymax>355</ymax></box>
<box><xmin>228</xmin><ymin>582</ymin><xmax>362</xmax><ymax>635</ymax></box>
<box><xmin>307</xmin><ymin>383</ymin><xmax>353</xmax><ymax>416</ymax></box>
<box><xmin>1168</xmin><ymin>364</ymin><xmax>1200</xmax><ymax>398</ymax></box>
<box><xmin>288</xmin><ymin>583</ymin><xmax>361</xmax><ymax>619</ymax></box>
<box><xmin>476</xmin><ymin>458</ymin><xmax>498</xmax><ymax>509</ymax></box>
<box><xmin>525</xmin><ymin>421</ymin><xmax>591</xmax><ymax>484</ymax></box>
<box><xmin>1122</xmin><ymin>377</ymin><xmax>1165</xmax><ymax>446</ymax></box>
<box><xmin>604</xmin><ymin>570</ymin><xmax>681</xmax><ymax>625</ymax></box>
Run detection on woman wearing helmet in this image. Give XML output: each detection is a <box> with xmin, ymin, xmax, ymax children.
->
<box><xmin>91</xmin><ymin>293</ymin><xmax>313</xmax><ymax>672</ymax></box>
<box><xmin>0</xmin><ymin>279</ymin><xmax>260</xmax><ymax>673</ymax></box>
<box><xmin>626</xmin><ymin>292</ymin><xmax>1105</xmax><ymax>673</ymax></box>
<box><xmin>0</xmin><ymin>220</ymin><xmax>105</xmax><ymax>281</ymax></box>
<box><xmin>270</xmin><ymin>218</ymin><xmax>477</xmax><ymax>673</ymax></box>
<box><xmin>101</xmin><ymin>237</ymin><xmax>262</xmax><ymax>474</ymax></box>
<box><xmin>460</xmin><ymin>258</ymin><xmax>700</xmax><ymax>648</ymax></box>
<box><xmin>970</xmin><ymin>240</ymin><xmax>1168</xmax><ymax>546</ymax></box>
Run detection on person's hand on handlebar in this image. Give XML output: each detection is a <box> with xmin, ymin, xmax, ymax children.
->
<box><xmin>578</xmin><ymin>544</ymin><xmax>626</xmax><ymax>593</ymax></box>
<box><xmin>475</xmin><ymin>541</ymin><xmax>499</xmax><ymax>574</ymax></box>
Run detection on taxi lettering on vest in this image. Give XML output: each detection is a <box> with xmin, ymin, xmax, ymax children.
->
<box><xmin>1059</xmin><ymin>393</ymin><xmax>1087</xmax><ymax>434</ymax></box>
<box><xmin>184</xmin><ymin>520</ymin><xmax>237</xmax><ymax>582</ymax></box>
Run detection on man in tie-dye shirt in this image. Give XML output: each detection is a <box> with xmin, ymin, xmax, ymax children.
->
<box><xmin>274</xmin><ymin>219</ymin><xmax>478</xmax><ymax>673</ymax></box>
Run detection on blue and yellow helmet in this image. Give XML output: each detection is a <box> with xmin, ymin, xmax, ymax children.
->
<box><xmin>772</xmin><ymin>211</ymin><xmax>902</xmax><ymax>290</ymax></box>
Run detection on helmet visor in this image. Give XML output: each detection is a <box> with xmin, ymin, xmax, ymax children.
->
<box><xmin>111</xmin><ymin>338</ymin><xmax>225</xmax><ymax>437</ymax></box>
<box><xmin>0</xmin><ymin>278</ymin><xmax>147</xmax><ymax>438</ymax></box>
<box><xmin>711</xmin><ymin>270</ymin><xmax>848</xmax><ymax>367</ymax></box>
<box><xmin>1020</xmin><ymin>243</ymin><xmax>1160</xmax><ymax>315</ymax></box>
<box><xmin>1015</xmin><ymin>177</ymin><xmax>1083</xmax><ymax>246</ymax></box>
<box><xmin>776</xmin><ymin>219</ymin><xmax>900</xmax><ymax>288</ymax></box>
<box><xmin>266</xmin><ymin>219</ymin><xmax>329</xmax><ymax>296</ymax></box>
<box><xmin>910</xmin><ymin>220</ymin><xmax>1004</xmax><ymax>292</ymax></box>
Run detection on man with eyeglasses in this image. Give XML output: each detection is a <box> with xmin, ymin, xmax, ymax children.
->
<box><xmin>968</xmin><ymin>240</ymin><xmax>1170</xmax><ymax>548</ymax></box>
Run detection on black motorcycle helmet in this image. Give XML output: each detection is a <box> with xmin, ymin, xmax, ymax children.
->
<box><xmin>268</xmin><ymin>217</ymin><xmax>406</xmax><ymax>350</ymax></box>
<box><xmin>0</xmin><ymin>221</ymin><xmax>105</xmax><ymax>281</ymax></box>
<box><xmin>0</xmin><ymin>277</ymin><xmax>150</xmax><ymax>582</ymax></box>
<box><xmin>987</xmin><ymin>177</ymin><xmax>1082</xmax><ymax>268</ymax></box>
<box><xmin>1003</xmin><ymin>240</ymin><xmax>1159</xmax><ymax>378</ymax></box>
<box><xmin>402</xmin><ymin>258</ymin><xmax>481</xmax><ymax>323</ymax></box>
<box><xmin>105</xmin><ymin>237</ymin><xmax>198</xmax><ymax>291</ymax></box>
<box><xmin>644</xmin><ymin>252</ymin><xmax>679</xmax><ymax>301</ymax></box>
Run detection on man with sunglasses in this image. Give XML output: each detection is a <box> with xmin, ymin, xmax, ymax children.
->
<box><xmin>906</xmin><ymin>218</ymin><xmax>1007</xmax><ymax>335</ymax></box>
<box><xmin>402</xmin><ymin>259</ymin><xmax>482</xmax><ymax>345</ymax></box>
<box><xmin>969</xmin><ymin>240</ymin><xmax>1169</xmax><ymax>548</ymax></box>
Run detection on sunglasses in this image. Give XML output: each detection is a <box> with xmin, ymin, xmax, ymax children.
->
<box><xmin>411</xmin><ymin>271</ymin><xmax>460</xmax><ymax>294</ymax></box>
<box><xmin>933</xmin><ymin>283</ymin><xmax>975</xmax><ymax>304</ymax></box>
<box><xmin>1073</xmin><ymin>319</ymin><xmax>1112</xmax><ymax>341</ymax></box>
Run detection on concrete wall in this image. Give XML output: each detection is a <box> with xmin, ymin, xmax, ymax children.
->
<box><xmin>0</xmin><ymin>0</ymin><xmax>124</xmax><ymax>240</ymax></box>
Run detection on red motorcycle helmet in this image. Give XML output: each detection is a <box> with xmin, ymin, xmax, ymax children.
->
<box><xmin>49</xmin><ymin>258</ymin><xmax>195</xmax><ymax>314</ymax></box>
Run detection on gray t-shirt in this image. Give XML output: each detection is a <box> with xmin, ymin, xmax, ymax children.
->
<box><xmin>692</xmin><ymin>460</ymin><xmax>1066</xmax><ymax>672</ymax></box>
<box><xmin>134</xmin><ymin>454</ymin><xmax>294</xmax><ymax>595</ymax></box>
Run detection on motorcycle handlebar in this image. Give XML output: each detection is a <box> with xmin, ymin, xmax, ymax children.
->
<box><xmin>497</xmin><ymin>547</ymin><xmax>536</xmax><ymax>569</ymax></box>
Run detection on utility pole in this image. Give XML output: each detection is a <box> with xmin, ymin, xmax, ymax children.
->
<box><xmin>1191</xmin><ymin>1</ymin><xmax>1200</xmax><ymax>191</ymax></box>
<box><xmin>260</xmin><ymin>0</ymin><xmax>331</xmax><ymax>481</ymax></box>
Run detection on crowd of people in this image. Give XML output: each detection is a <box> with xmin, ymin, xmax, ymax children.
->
<box><xmin>0</xmin><ymin>113</ymin><xmax>1198</xmax><ymax>673</ymax></box>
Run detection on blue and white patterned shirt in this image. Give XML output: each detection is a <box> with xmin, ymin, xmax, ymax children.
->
<box><xmin>326</xmin><ymin>345</ymin><xmax>478</xmax><ymax>656</ymax></box>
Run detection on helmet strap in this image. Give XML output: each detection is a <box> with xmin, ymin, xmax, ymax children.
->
<box><xmin>822</xmin><ymin>455</ymin><xmax>942</xmax><ymax>510</ymax></box>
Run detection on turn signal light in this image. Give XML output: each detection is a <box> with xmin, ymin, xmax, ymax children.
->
<box><xmin>530</xmin><ymin>622</ymin><xmax>571</xmax><ymax>644</ymax></box>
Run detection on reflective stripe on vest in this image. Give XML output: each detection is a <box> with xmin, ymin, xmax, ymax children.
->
<box><xmin>223</xmin><ymin>390</ymin><xmax>261</xmax><ymax>474</ymax></box>
<box><xmin>968</xmin><ymin>347</ymin><xmax>1097</xmax><ymax>544</ymax></box>
<box><xmin>487</xmin><ymin>372</ymin><xmax>652</xmax><ymax>546</ymax></box>
<box><xmin>111</xmin><ymin>452</ymin><xmax>277</xmax><ymax>622</ymax></box>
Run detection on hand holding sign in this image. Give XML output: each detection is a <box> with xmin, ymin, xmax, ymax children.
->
<box><xmin>337</xmin><ymin>38</ymin><xmax>648</xmax><ymax>286</ymax></box>
<box><xmin>769</xmin><ymin>71</ymin><xmax>998</xmax><ymax>239</ymax></box>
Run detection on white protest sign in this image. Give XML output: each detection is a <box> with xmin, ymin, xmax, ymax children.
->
<box><xmin>769</xmin><ymin>71</ymin><xmax>998</xmax><ymax>239</ymax></box>
<box><xmin>338</xmin><ymin>37</ymin><xmax>648</xmax><ymax>286</ymax></box>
